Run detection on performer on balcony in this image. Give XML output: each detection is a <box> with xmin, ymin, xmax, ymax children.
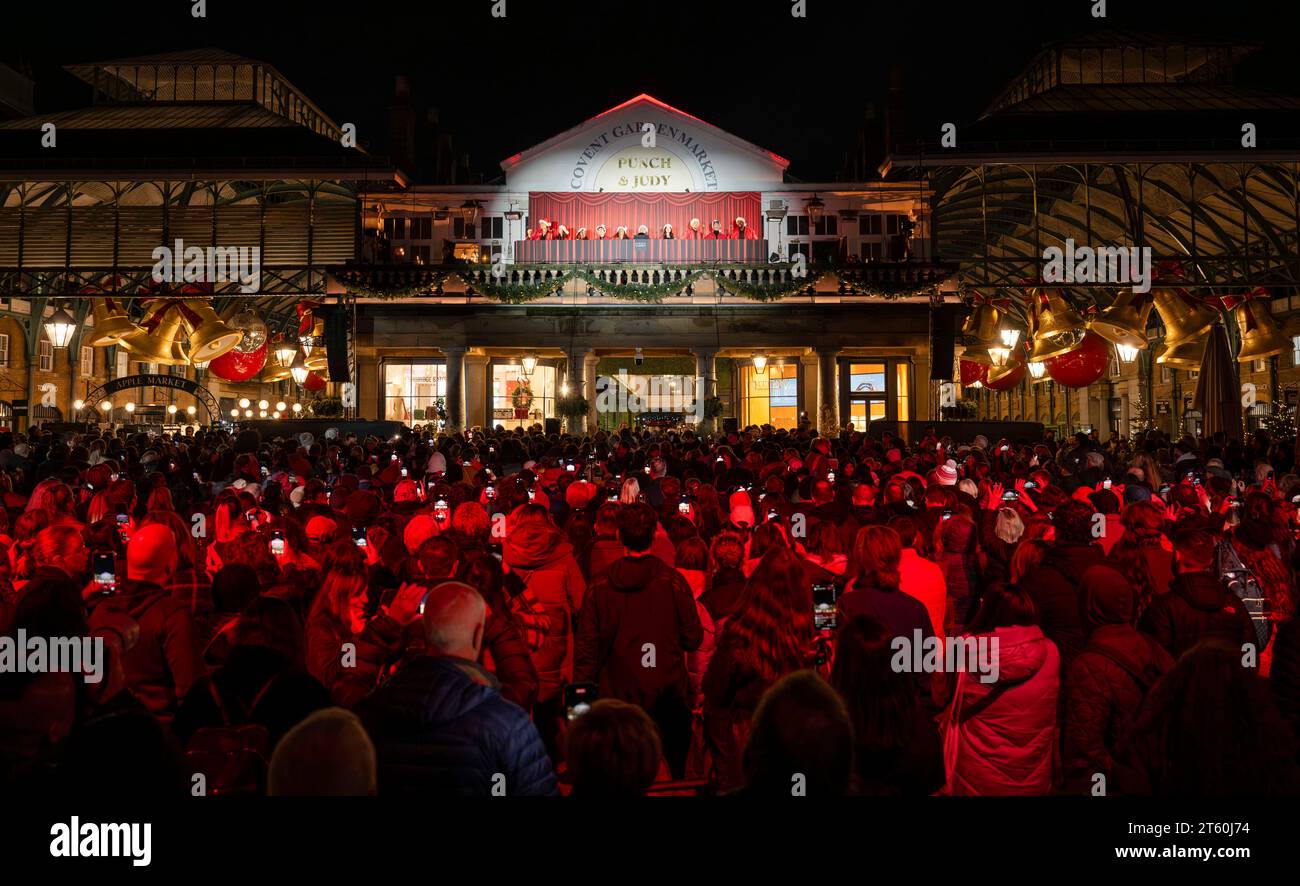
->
<box><xmin>556</xmin><ymin>224</ymin><xmax>571</xmax><ymax>240</ymax></box>
<box><xmin>733</xmin><ymin>216</ymin><xmax>755</xmax><ymax>240</ymax></box>
<box><xmin>708</xmin><ymin>219</ymin><xmax>726</xmax><ymax>239</ymax></box>
<box><xmin>525</xmin><ymin>227</ymin><xmax>537</xmax><ymax>241</ymax></box>
<box><xmin>635</xmin><ymin>225</ymin><xmax>650</xmax><ymax>241</ymax></box>
<box><xmin>594</xmin><ymin>224</ymin><xmax>607</xmax><ymax>240</ymax></box>
<box><xmin>662</xmin><ymin>223</ymin><xmax>675</xmax><ymax>239</ymax></box>
<box><xmin>575</xmin><ymin>226</ymin><xmax>588</xmax><ymax>240</ymax></box>
<box><xmin>537</xmin><ymin>219</ymin><xmax>553</xmax><ymax>240</ymax></box>
<box><xmin>614</xmin><ymin>225</ymin><xmax>630</xmax><ymax>240</ymax></box>
<box><xmin>686</xmin><ymin>217</ymin><xmax>703</xmax><ymax>239</ymax></box>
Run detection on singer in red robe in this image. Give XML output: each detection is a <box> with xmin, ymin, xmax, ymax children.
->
<box><xmin>685</xmin><ymin>218</ymin><xmax>704</xmax><ymax>239</ymax></box>
<box><xmin>707</xmin><ymin>219</ymin><xmax>726</xmax><ymax>239</ymax></box>
<box><xmin>733</xmin><ymin>217</ymin><xmax>755</xmax><ymax>240</ymax></box>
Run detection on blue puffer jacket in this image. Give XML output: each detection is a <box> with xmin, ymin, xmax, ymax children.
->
<box><xmin>357</xmin><ymin>655</ymin><xmax>557</xmax><ymax>797</ymax></box>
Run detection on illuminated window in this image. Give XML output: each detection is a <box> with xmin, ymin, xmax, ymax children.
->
<box><xmin>741</xmin><ymin>363</ymin><xmax>798</xmax><ymax>429</ymax></box>
<box><xmin>896</xmin><ymin>363</ymin><xmax>910</xmax><ymax>420</ymax></box>
<box><xmin>493</xmin><ymin>363</ymin><xmax>556</xmax><ymax>422</ymax></box>
<box><xmin>384</xmin><ymin>363</ymin><xmax>447</xmax><ymax>423</ymax></box>
<box><xmin>38</xmin><ymin>338</ymin><xmax>53</xmax><ymax>372</ymax></box>
<box><xmin>81</xmin><ymin>347</ymin><xmax>93</xmax><ymax>377</ymax></box>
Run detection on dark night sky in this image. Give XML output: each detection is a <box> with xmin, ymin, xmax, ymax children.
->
<box><xmin>6</xmin><ymin>0</ymin><xmax>1300</xmax><ymax>181</ymax></box>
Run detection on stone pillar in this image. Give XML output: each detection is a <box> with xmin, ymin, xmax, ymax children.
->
<box><xmin>566</xmin><ymin>345</ymin><xmax>592</xmax><ymax>434</ymax></box>
<box><xmin>815</xmin><ymin>346</ymin><xmax>840</xmax><ymax>434</ymax></box>
<box><xmin>692</xmin><ymin>347</ymin><xmax>718</xmax><ymax>433</ymax></box>
<box><xmin>585</xmin><ymin>350</ymin><xmax>600</xmax><ymax>433</ymax></box>
<box><xmin>443</xmin><ymin>346</ymin><xmax>466</xmax><ymax>433</ymax></box>
<box><xmin>465</xmin><ymin>352</ymin><xmax>490</xmax><ymax>429</ymax></box>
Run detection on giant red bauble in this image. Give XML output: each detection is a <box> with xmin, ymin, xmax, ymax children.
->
<box><xmin>208</xmin><ymin>342</ymin><xmax>267</xmax><ymax>382</ymax></box>
<box><xmin>959</xmin><ymin>360</ymin><xmax>989</xmax><ymax>386</ymax></box>
<box><xmin>1046</xmin><ymin>331</ymin><xmax>1109</xmax><ymax>388</ymax></box>
<box><xmin>303</xmin><ymin>371</ymin><xmax>327</xmax><ymax>392</ymax></box>
<box><xmin>985</xmin><ymin>361</ymin><xmax>1026</xmax><ymax>391</ymax></box>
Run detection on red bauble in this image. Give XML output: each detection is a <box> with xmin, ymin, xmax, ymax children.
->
<box><xmin>985</xmin><ymin>361</ymin><xmax>1026</xmax><ymax>391</ymax></box>
<box><xmin>959</xmin><ymin>360</ymin><xmax>989</xmax><ymax>386</ymax></box>
<box><xmin>208</xmin><ymin>342</ymin><xmax>267</xmax><ymax>382</ymax></box>
<box><xmin>1046</xmin><ymin>331</ymin><xmax>1109</xmax><ymax>388</ymax></box>
<box><xmin>303</xmin><ymin>371</ymin><xmax>327</xmax><ymax>392</ymax></box>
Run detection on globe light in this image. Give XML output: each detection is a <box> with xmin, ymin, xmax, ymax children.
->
<box><xmin>244</xmin><ymin>409</ymin><xmax>254</xmax><ymax>418</ymax></box>
<box><xmin>124</xmin><ymin>402</ymin><xmax>136</xmax><ymax>413</ymax></box>
<box><xmin>260</xmin><ymin>410</ymin><xmax>268</xmax><ymax>418</ymax></box>
<box><xmin>258</xmin><ymin>400</ymin><xmax>270</xmax><ymax>411</ymax></box>
<box><xmin>231</xmin><ymin>408</ymin><xmax>240</xmax><ymax>418</ymax></box>
<box><xmin>73</xmin><ymin>399</ymin><xmax>84</xmax><ymax>411</ymax></box>
<box><xmin>276</xmin><ymin>402</ymin><xmax>287</xmax><ymax>412</ymax></box>
<box><xmin>239</xmin><ymin>398</ymin><xmax>251</xmax><ymax>409</ymax></box>
<box><xmin>292</xmin><ymin>403</ymin><xmax>303</xmax><ymax>414</ymax></box>
<box><xmin>187</xmin><ymin>405</ymin><xmax>197</xmax><ymax>416</ymax></box>
<box><xmin>167</xmin><ymin>404</ymin><xmax>178</xmax><ymax>415</ymax></box>
<box><xmin>273</xmin><ymin>411</ymin><xmax>281</xmax><ymax>419</ymax></box>
<box><xmin>100</xmin><ymin>400</ymin><xmax>113</xmax><ymax>413</ymax></box>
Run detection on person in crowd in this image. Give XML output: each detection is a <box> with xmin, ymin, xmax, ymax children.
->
<box><xmin>575</xmin><ymin>503</ymin><xmax>702</xmax><ymax>778</ymax></box>
<box><xmin>268</xmin><ymin>707</ymin><xmax>378</xmax><ymax>796</ymax></box>
<box><xmin>1062</xmin><ymin>565</ymin><xmax>1174</xmax><ymax>794</ymax></box>
<box><xmin>85</xmin><ymin>524</ymin><xmax>205</xmax><ymax>725</ymax></box>
<box><xmin>1021</xmin><ymin>499</ymin><xmax>1105</xmax><ymax>668</ymax></box>
<box><xmin>1140</xmin><ymin>529</ymin><xmax>1256</xmax><ymax>658</ymax></box>
<box><xmin>565</xmin><ymin>699</ymin><xmax>664</xmax><ymax>798</ymax></box>
<box><xmin>841</xmin><ymin>525</ymin><xmax>934</xmax><ymax>644</ymax></box>
<box><xmin>357</xmin><ymin>581</ymin><xmax>557</xmax><ymax>796</ymax></box>
<box><xmin>831</xmin><ymin>615</ymin><xmax>945</xmax><ymax>795</ymax></box>
<box><xmin>942</xmin><ymin>585</ymin><xmax>1060</xmax><ymax>795</ymax></box>
<box><xmin>738</xmin><ymin>670</ymin><xmax>853</xmax><ymax>797</ymax></box>
<box><xmin>702</xmin><ymin>546</ymin><xmax>812</xmax><ymax>793</ymax></box>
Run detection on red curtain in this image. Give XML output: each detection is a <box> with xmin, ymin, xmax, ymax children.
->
<box><xmin>527</xmin><ymin>192</ymin><xmax>762</xmax><ymax>238</ymax></box>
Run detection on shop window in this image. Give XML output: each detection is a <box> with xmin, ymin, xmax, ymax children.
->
<box><xmin>740</xmin><ymin>363</ymin><xmax>798</xmax><ymax>429</ymax></box>
<box><xmin>493</xmin><ymin>363</ymin><xmax>556</xmax><ymax>423</ymax></box>
<box><xmin>385</xmin><ymin>362</ymin><xmax>447</xmax><ymax>423</ymax></box>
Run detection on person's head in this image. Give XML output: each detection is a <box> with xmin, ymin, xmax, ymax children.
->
<box><xmin>313</xmin><ymin>540</ymin><xmax>369</xmax><ymax>635</ymax></box>
<box><xmin>1009</xmin><ymin>539</ymin><xmax>1049</xmax><ymax>585</ymax></box>
<box><xmin>1173</xmin><ymin>529</ymin><xmax>1216</xmax><ymax>574</ymax></box>
<box><xmin>1080</xmin><ymin>564</ymin><xmax>1136</xmax><ymax>632</ymax></box>
<box><xmin>268</xmin><ymin>708</ymin><xmax>377</xmax><ymax>796</ymax></box>
<box><xmin>968</xmin><ymin>584</ymin><xmax>1039</xmax><ymax>635</ymax></box>
<box><xmin>742</xmin><ymin>671</ymin><xmax>853</xmax><ymax>797</ymax></box>
<box><xmin>416</xmin><ymin>535</ymin><xmax>460</xmax><ymax>581</ymax></box>
<box><xmin>724</xmin><ymin>546</ymin><xmax>813</xmax><ymax>684</ymax></box>
<box><xmin>1121</xmin><ymin>500</ymin><xmax>1165</xmax><ymax>544</ymax></box>
<box><xmin>593</xmin><ymin>502</ymin><xmax>621</xmax><ymax>540</ymax></box>
<box><xmin>994</xmin><ymin>507</ymin><xmax>1025</xmax><ymax>544</ymax></box>
<box><xmin>1053</xmin><ymin>499</ymin><xmax>1097</xmax><ymax>545</ymax></box>
<box><xmin>451</xmin><ymin>501</ymin><xmax>490</xmax><ymax>543</ymax></box>
<box><xmin>616</xmin><ymin>502</ymin><xmax>658</xmax><ymax>553</ymax></box>
<box><xmin>710</xmin><ymin>534</ymin><xmax>744</xmax><ymax>572</ymax></box>
<box><xmin>31</xmin><ymin>525</ymin><xmax>90</xmax><ymax>580</ymax></box>
<box><xmin>125</xmin><ymin>523</ymin><xmax>178</xmax><ymax>586</ymax></box>
<box><xmin>565</xmin><ymin>699</ymin><xmax>663</xmax><ymax>798</ymax></box>
<box><xmin>806</xmin><ymin>520</ymin><xmax>842</xmax><ymax>560</ymax></box>
<box><xmin>422</xmin><ymin>580</ymin><xmax>487</xmax><ymax>659</ymax></box>
<box><xmin>887</xmin><ymin>515</ymin><xmax>919</xmax><ymax>550</ymax></box>
<box><xmin>850</xmin><ymin>525</ymin><xmax>902</xmax><ymax>591</ymax></box>
<box><xmin>674</xmin><ymin>535</ymin><xmax>709</xmax><ymax>572</ymax></box>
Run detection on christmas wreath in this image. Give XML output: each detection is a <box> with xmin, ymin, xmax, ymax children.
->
<box><xmin>511</xmin><ymin>382</ymin><xmax>535</xmax><ymax>411</ymax></box>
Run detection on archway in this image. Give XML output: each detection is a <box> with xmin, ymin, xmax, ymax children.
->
<box><xmin>82</xmin><ymin>373</ymin><xmax>221</xmax><ymax>424</ymax></box>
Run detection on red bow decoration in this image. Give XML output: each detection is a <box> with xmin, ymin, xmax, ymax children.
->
<box><xmin>297</xmin><ymin>300</ymin><xmax>324</xmax><ymax>336</ymax></box>
<box><xmin>1222</xmin><ymin>287</ymin><xmax>1270</xmax><ymax>331</ymax></box>
<box><xmin>969</xmin><ymin>290</ymin><xmax>1013</xmax><ymax>310</ymax></box>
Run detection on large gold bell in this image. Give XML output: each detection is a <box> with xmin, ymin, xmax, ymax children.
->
<box><xmin>1234</xmin><ymin>300</ymin><xmax>1289</xmax><ymax>363</ymax></box>
<box><xmin>262</xmin><ymin>364</ymin><xmax>291</xmax><ymax>383</ymax></box>
<box><xmin>1035</xmin><ymin>289</ymin><xmax>1086</xmax><ymax>341</ymax></box>
<box><xmin>119</xmin><ymin>301</ymin><xmax>188</xmax><ymax>365</ymax></box>
<box><xmin>1089</xmin><ymin>292</ymin><xmax>1152</xmax><ymax>350</ymax></box>
<box><xmin>1153</xmin><ymin>287</ymin><xmax>1216</xmax><ymax>345</ymax></box>
<box><xmin>1156</xmin><ymin>336</ymin><xmax>1206</xmax><ymax>370</ymax></box>
<box><xmin>87</xmin><ymin>297</ymin><xmax>141</xmax><ymax>346</ymax></box>
<box><xmin>1027</xmin><ymin>292</ymin><xmax>1083</xmax><ymax>362</ymax></box>
<box><xmin>181</xmin><ymin>298</ymin><xmax>244</xmax><ymax>364</ymax></box>
<box><xmin>962</xmin><ymin>302</ymin><xmax>1001</xmax><ymax>342</ymax></box>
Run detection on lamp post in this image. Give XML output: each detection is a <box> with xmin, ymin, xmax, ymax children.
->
<box><xmin>44</xmin><ymin>301</ymin><xmax>77</xmax><ymax>349</ymax></box>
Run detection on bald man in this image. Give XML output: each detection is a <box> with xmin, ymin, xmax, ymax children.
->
<box><xmin>356</xmin><ymin>582</ymin><xmax>557</xmax><ymax>796</ymax></box>
<box><xmin>269</xmin><ymin>708</ymin><xmax>377</xmax><ymax>796</ymax></box>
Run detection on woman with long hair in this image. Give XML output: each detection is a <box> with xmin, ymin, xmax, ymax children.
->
<box><xmin>702</xmin><ymin>546</ymin><xmax>813</xmax><ymax>792</ymax></box>
<box><xmin>1232</xmin><ymin>491</ymin><xmax>1296</xmax><ymax>635</ymax></box>
<box><xmin>1009</xmin><ymin>538</ymin><xmax>1050</xmax><ymax>586</ymax></box>
<box><xmin>26</xmin><ymin>479</ymin><xmax>80</xmax><ymax>528</ymax></box>
<box><xmin>140</xmin><ymin>510</ymin><xmax>212</xmax><ymax>621</ymax></box>
<box><xmin>459</xmin><ymin>552</ymin><xmax>540</xmax><ymax>711</ymax></box>
<box><xmin>305</xmin><ymin>541</ymin><xmax>377</xmax><ymax>703</ymax></box>
<box><xmin>804</xmin><ymin>519</ymin><xmax>848</xmax><ymax>579</ymax></box>
<box><xmin>1107</xmin><ymin>500</ymin><xmax>1173</xmax><ymax>619</ymax></box>
<box><xmin>841</xmin><ymin>525</ymin><xmax>935</xmax><ymax>641</ymax></box>
<box><xmin>831</xmin><ymin>614</ymin><xmax>945</xmax><ymax>795</ymax></box>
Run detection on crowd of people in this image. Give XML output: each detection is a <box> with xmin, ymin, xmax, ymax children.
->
<box><xmin>1</xmin><ymin>418</ymin><xmax>1298</xmax><ymax>797</ymax></box>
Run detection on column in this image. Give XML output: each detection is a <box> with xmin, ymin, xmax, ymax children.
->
<box><xmin>815</xmin><ymin>346</ymin><xmax>840</xmax><ymax>434</ymax></box>
<box><xmin>691</xmin><ymin>347</ymin><xmax>718</xmax><ymax>433</ymax></box>
<box><xmin>584</xmin><ymin>350</ymin><xmax>600</xmax><ymax>433</ymax></box>
<box><xmin>465</xmin><ymin>352</ymin><xmax>490</xmax><ymax>429</ymax></box>
<box><xmin>566</xmin><ymin>345</ymin><xmax>592</xmax><ymax>435</ymax></box>
<box><xmin>443</xmin><ymin>346</ymin><xmax>466</xmax><ymax>433</ymax></box>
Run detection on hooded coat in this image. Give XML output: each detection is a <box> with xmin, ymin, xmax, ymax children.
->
<box><xmin>574</xmin><ymin>554</ymin><xmax>703</xmax><ymax>710</ymax></box>
<box><xmin>356</xmin><ymin>655</ymin><xmax>556</xmax><ymax>797</ymax></box>
<box><xmin>1063</xmin><ymin>565</ymin><xmax>1174</xmax><ymax>793</ymax></box>
<box><xmin>943</xmin><ymin>624</ymin><xmax>1060</xmax><ymax>795</ymax></box>
<box><xmin>1023</xmin><ymin>542</ymin><xmax>1107</xmax><ymax>668</ymax></box>
<box><xmin>1139</xmin><ymin>570</ymin><xmax>1256</xmax><ymax>659</ymax></box>
<box><xmin>503</xmin><ymin>520</ymin><xmax>586</xmax><ymax>702</ymax></box>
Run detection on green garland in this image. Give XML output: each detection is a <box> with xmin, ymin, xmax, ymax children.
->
<box><xmin>467</xmin><ymin>271</ymin><xmax>570</xmax><ymax>304</ymax></box>
<box><xmin>555</xmin><ymin>393</ymin><xmax>590</xmax><ymax>418</ymax></box>
<box><xmin>716</xmin><ymin>272</ymin><xmax>822</xmax><ymax>302</ymax></box>
<box><xmin>574</xmin><ymin>269</ymin><xmax>704</xmax><ymax>304</ymax></box>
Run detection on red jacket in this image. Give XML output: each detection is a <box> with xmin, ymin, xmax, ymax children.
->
<box><xmin>504</xmin><ymin>523</ymin><xmax>586</xmax><ymax>702</ymax></box>
<box><xmin>943</xmin><ymin>624</ymin><xmax>1060</xmax><ymax>795</ymax></box>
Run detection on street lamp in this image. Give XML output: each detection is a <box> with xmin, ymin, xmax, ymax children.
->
<box><xmin>44</xmin><ymin>301</ymin><xmax>77</xmax><ymax>348</ymax></box>
<box><xmin>753</xmin><ymin>355</ymin><xmax>768</xmax><ymax>374</ymax></box>
<box><xmin>290</xmin><ymin>349</ymin><xmax>309</xmax><ymax>385</ymax></box>
<box><xmin>1000</xmin><ymin>328</ymin><xmax>1022</xmax><ymax>349</ymax></box>
<box><xmin>521</xmin><ymin>353</ymin><xmax>538</xmax><ymax>377</ymax></box>
<box><xmin>1116</xmin><ymin>343</ymin><xmax>1140</xmax><ymax>364</ymax></box>
<box><xmin>274</xmin><ymin>336</ymin><xmax>297</xmax><ymax>368</ymax></box>
<box><xmin>459</xmin><ymin>200</ymin><xmax>482</xmax><ymax>227</ymax></box>
<box><xmin>805</xmin><ymin>194</ymin><xmax>824</xmax><ymax>226</ymax></box>
<box><xmin>1027</xmin><ymin>361</ymin><xmax>1046</xmax><ymax>379</ymax></box>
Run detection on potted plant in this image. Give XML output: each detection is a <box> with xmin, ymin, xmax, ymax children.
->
<box><xmin>555</xmin><ymin>393</ymin><xmax>590</xmax><ymax>419</ymax></box>
<box><xmin>310</xmin><ymin>396</ymin><xmax>344</xmax><ymax>418</ymax></box>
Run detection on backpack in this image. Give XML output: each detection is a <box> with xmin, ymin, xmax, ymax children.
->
<box><xmin>185</xmin><ymin>675</ymin><xmax>282</xmax><ymax>796</ymax></box>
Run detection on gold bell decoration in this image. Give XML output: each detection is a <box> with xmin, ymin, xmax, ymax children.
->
<box><xmin>1227</xmin><ymin>290</ymin><xmax>1289</xmax><ymax>363</ymax></box>
<box><xmin>1152</xmin><ymin>287</ymin><xmax>1217</xmax><ymax>345</ymax></box>
<box><xmin>961</xmin><ymin>297</ymin><xmax>1002</xmax><ymax>342</ymax></box>
<box><xmin>1089</xmin><ymin>291</ymin><xmax>1152</xmax><ymax>350</ymax></box>
<box><xmin>178</xmin><ymin>298</ymin><xmax>244</xmax><ymax>364</ymax></box>
<box><xmin>87</xmin><ymin>296</ymin><xmax>142</xmax><ymax>346</ymax></box>
<box><xmin>118</xmin><ymin>299</ymin><xmax>189</xmax><ymax>365</ymax></box>
<box><xmin>1028</xmin><ymin>289</ymin><xmax>1084</xmax><ymax>362</ymax></box>
<box><xmin>1156</xmin><ymin>336</ymin><xmax>1207</xmax><ymax>370</ymax></box>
